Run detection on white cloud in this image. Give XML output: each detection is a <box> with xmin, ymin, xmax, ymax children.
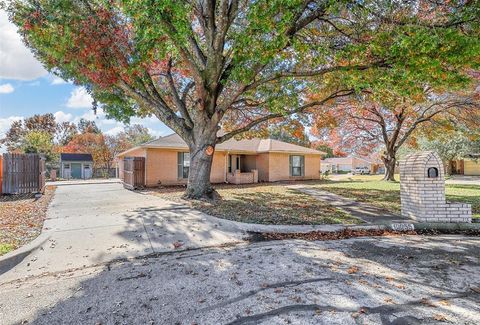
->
<box><xmin>0</xmin><ymin>10</ymin><xmax>48</xmax><ymax>80</ymax></box>
<box><xmin>0</xmin><ymin>83</ymin><xmax>14</xmax><ymax>94</ymax></box>
<box><xmin>54</xmin><ymin>111</ymin><xmax>73</xmax><ymax>124</ymax></box>
<box><xmin>0</xmin><ymin>116</ymin><xmax>23</xmax><ymax>138</ymax></box>
<box><xmin>105</xmin><ymin>126</ymin><xmax>124</xmax><ymax>136</ymax></box>
<box><xmin>51</xmin><ymin>75</ymin><xmax>69</xmax><ymax>85</ymax></box>
<box><xmin>66</xmin><ymin>87</ymin><xmax>94</xmax><ymax>109</ymax></box>
<box><xmin>147</xmin><ymin>128</ymin><xmax>168</xmax><ymax>138</ymax></box>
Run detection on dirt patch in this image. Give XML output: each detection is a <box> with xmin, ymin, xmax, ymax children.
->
<box><xmin>0</xmin><ymin>186</ymin><xmax>56</xmax><ymax>255</ymax></box>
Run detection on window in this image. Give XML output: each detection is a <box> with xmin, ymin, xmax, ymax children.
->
<box><xmin>228</xmin><ymin>155</ymin><xmax>232</xmax><ymax>173</ymax></box>
<box><xmin>236</xmin><ymin>156</ymin><xmax>240</xmax><ymax>171</ymax></box>
<box><xmin>290</xmin><ymin>155</ymin><xmax>304</xmax><ymax>177</ymax></box>
<box><xmin>178</xmin><ymin>152</ymin><xmax>190</xmax><ymax>179</ymax></box>
<box><xmin>64</xmin><ymin>163</ymin><xmax>70</xmax><ymax>169</ymax></box>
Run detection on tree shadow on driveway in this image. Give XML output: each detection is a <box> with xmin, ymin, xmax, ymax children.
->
<box><xmin>2</xmin><ymin>235</ymin><xmax>479</xmax><ymax>325</ymax></box>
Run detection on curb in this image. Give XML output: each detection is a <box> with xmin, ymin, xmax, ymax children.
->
<box><xmin>413</xmin><ymin>222</ymin><xmax>480</xmax><ymax>231</ymax></box>
<box><xmin>0</xmin><ymin>233</ymin><xmax>50</xmax><ymax>275</ymax></box>
<box><xmin>46</xmin><ymin>180</ymin><xmax>121</xmax><ymax>187</ymax></box>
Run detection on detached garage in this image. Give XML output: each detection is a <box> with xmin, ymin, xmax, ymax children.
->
<box><xmin>60</xmin><ymin>153</ymin><xmax>93</xmax><ymax>179</ymax></box>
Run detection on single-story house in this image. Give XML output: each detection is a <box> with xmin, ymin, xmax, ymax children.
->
<box><xmin>322</xmin><ymin>156</ymin><xmax>378</xmax><ymax>174</ymax></box>
<box><xmin>449</xmin><ymin>154</ymin><xmax>480</xmax><ymax>176</ymax></box>
<box><xmin>116</xmin><ymin>133</ymin><xmax>324</xmax><ymax>186</ymax></box>
<box><xmin>60</xmin><ymin>153</ymin><xmax>93</xmax><ymax>179</ymax></box>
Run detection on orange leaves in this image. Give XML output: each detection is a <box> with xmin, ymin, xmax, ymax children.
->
<box><xmin>347</xmin><ymin>266</ymin><xmax>359</xmax><ymax>274</ymax></box>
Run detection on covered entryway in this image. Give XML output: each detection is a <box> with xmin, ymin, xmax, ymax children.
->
<box><xmin>226</xmin><ymin>153</ymin><xmax>258</xmax><ymax>184</ymax></box>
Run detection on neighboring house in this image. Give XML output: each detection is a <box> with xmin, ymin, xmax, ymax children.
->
<box><xmin>449</xmin><ymin>154</ymin><xmax>480</xmax><ymax>176</ymax></box>
<box><xmin>116</xmin><ymin>133</ymin><xmax>324</xmax><ymax>186</ymax></box>
<box><xmin>322</xmin><ymin>156</ymin><xmax>377</xmax><ymax>174</ymax></box>
<box><xmin>60</xmin><ymin>153</ymin><xmax>93</xmax><ymax>179</ymax></box>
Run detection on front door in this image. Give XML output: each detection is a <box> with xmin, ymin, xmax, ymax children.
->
<box><xmin>71</xmin><ymin>163</ymin><xmax>82</xmax><ymax>179</ymax></box>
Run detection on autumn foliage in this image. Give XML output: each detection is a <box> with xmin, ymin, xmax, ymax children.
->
<box><xmin>7</xmin><ymin>0</ymin><xmax>480</xmax><ymax>197</ymax></box>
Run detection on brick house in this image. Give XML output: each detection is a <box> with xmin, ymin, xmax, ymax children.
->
<box><xmin>116</xmin><ymin>133</ymin><xmax>324</xmax><ymax>186</ymax></box>
<box><xmin>449</xmin><ymin>154</ymin><xmax>480</xmax><ymax>176</ymax></box>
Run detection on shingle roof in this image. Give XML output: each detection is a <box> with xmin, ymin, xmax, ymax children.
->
<box><xmin>118</xmin><ymin>133</ymin><xmax>323</xmax><ymax>156</ymax></box>
<box><xmin>60</xmin><ymin>153</ymin><xmax>93</xmax><ymax>161</ymax></box>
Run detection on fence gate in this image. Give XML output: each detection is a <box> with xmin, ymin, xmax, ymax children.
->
<box><xmin>123</xmin><ymin>157</ymin><xmax>145</xmax><ymax>190</ymax></box>
<box><xmin>1</xmin><ymin>153</ymin><xmax>46</xmax><ymax>195</ymax></box>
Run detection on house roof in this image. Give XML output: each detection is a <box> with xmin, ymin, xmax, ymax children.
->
<box><xmin>118</xmin><ymin>133</ymin><xmax>323</xmax><ymax>157</ymax></box>
<box><xmin>60</xmin><ymin>153</ymin><xmax>93</xmax><ymax>162</ymax></box>
<box><xmin>466</xmin><ymin>153</ymin><xmax>480</xmax><ymax>159</ymax></box>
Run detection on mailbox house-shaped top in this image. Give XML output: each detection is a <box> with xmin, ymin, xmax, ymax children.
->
<box><xmin>400</xmin><ymin>151</ymin><xmax>444</xmax><ymax>181</ymax></box>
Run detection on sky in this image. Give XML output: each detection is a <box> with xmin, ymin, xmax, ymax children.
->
<box><xmin>0</xmin><ymin>10</ymin><xmax>172</xmax><ymax>152</ymax></box>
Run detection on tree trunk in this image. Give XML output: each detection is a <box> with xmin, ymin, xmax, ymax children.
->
<box><xmin>183</xmin><ymin>129</ymin><xmax>219</xmax><ymax>200</ymax></box>
<box><xmin>382</xmin><ymin>153</ymin><xmax>397</xmax><ymax>181</ymax></box>
<box><xmin>445</xmin><ymin>160</ymin><xmax>453</xmax><ymax>176</ymax></box>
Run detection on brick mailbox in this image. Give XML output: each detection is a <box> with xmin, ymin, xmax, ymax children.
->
<box><xmin>400</xmin><ymin>151</ymin><xmax>472</xmax><ymax>223</ymax></box>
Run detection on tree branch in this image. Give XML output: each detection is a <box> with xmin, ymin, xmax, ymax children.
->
<box><xmin>217</xmin><ymin>89</ymin><xmax>354</xmax><ymax>143</ymax></box>
<box><xmin>165</xmin><ymin>58</ymin><xmax>194</xmax><ymax>128</ymax></box>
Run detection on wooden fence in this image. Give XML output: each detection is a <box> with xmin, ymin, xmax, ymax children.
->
<box><xmin>123</xmin><ymin>157</ymin><xmax>145</xmax><ymax>190</ymax></box>
<box><xmin>0</xmin><ymin>156</ymin><xmax>2</xmax><ymax>195</ymax></box>
<box><xmin>1</xmin><ymin>153</ymin><xmax>46</xmax><ymax>195</ymax></box>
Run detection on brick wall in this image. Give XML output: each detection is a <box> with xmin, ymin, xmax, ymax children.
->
<box><xmin>400</xmin><ymin>152</ymin><xmax>472</xmax><ymax>223</ymax></box>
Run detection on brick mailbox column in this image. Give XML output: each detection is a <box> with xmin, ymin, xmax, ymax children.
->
<box><xmin>399</xmin><ymin>151</ymin><xmax>472</xmax><ymax>223</ymax></box>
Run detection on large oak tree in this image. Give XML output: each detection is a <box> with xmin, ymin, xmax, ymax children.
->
<box><xmin>315</xmin><ymin>91</ymin><xmax>478</xmax><ymax>180</ymax></box>
<box><xmin>7</xmin><ymin>0</ymin><xmax>479</xmax><ymax>198</ymax></box>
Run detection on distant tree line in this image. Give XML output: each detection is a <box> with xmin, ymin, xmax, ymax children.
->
<box><xmin>0</xmin><ymin>113</ymin><xmax>154</xmax><ymax>176</ymax></box>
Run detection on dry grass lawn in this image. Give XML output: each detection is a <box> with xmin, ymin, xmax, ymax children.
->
<box><xmin>149</xmin><ymin>183</ymin><xmax>362</xmax><ymax>225</ymax></box>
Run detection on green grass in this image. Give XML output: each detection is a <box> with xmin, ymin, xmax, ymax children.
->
<box><xmin>151</xmin><ymin>184</ymin><xmax>362</xmax><ymax>225</ymax></box>
<box><xmin>0</xmin><ymin>243</ymin><xmax>14</xmax><ymax>256</ymax></box>
<box><xmin>316</xmin><ymin>175</ymin><xmax>480</xmax><ymax>218</ymax></box>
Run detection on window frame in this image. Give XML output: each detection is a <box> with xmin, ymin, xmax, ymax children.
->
<box><xmin>289</xmin><ymin>155</ymin><xmax>305</xmax><ymax>177</ymax></box>
<box><xmin>177</xmin><ymin>152</ymin><xmax>190</xmax><ymax>179</ymax></box>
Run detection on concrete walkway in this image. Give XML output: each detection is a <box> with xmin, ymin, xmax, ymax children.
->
<box><xmin>289</xmin><ymin>185</ymin><xmax>409</xmax><ymax>224</ymax></box>
<box><xmin>1</xmin><ymin>183</ymin><xmax>246</xmax><ymax>282</ymax></box>
<box><xmin>446</xmin><ymin>175</ymin><xmax>480</xmax><ymax>185</ymax></box>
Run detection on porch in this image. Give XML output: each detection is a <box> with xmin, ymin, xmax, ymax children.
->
<box><xmin>226</xmin><ymin>153</ymin><xmax>259</xmax><ymax>184</ymax></box>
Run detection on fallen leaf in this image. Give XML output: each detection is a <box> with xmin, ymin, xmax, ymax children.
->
<box><xmin>347</xmin><ymin>266</ymin><xmax>359</xmax><ymax>274</ymax></box>
<box><xmin>438</xmin><ymin>299</ymin><xmax>450</xmax><ymax>306</ymax></box>
<box><xmin>433</xmin><ymin>314</ymin><xmax>448</xmax><ymax>321</ymax></box>
<box><xmin>420</xmin><ymin>298</ymin><xmax>436</xmax><ymax>307</ymax></box>
<box><xmin>172</xmin><ymin>241</ymin><xmax>183</xmax><ymax>249</ymax></box>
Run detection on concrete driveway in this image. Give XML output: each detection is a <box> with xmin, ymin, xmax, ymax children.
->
<box><xmin>1</xmin><ymin>183</ymin><xmax>245</xmax><ymax>282</ymax></box>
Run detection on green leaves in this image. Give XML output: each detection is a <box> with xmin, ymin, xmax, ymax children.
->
<box><xmin>6</xmin><ymin>0</ymin><xmax>480</xmax><ymax>130</ymax></box>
